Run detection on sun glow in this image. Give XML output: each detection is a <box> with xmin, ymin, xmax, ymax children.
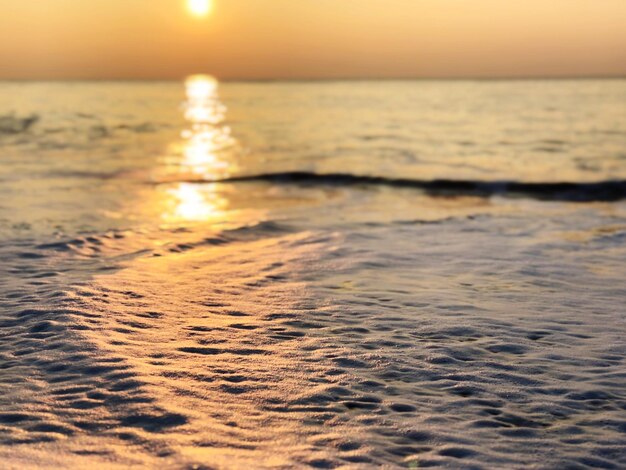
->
<box><xmin>166</xmin><ymin>183</ymin><xmax>226</xmax><ymax>222</ymax></box>
<box><xmin>157</xmin><ymin>75</ymin><xmax>235</xmax><ymax>223</ymax></box>
<box><xmin>181</xmin><ymin>75</ymin><xmax>233</xmax><ymax>177</ymax></box>
<box><xmin>187</xmin><ymin>0</ymin><xmax>212</xmax><ymax>18</ymax></box>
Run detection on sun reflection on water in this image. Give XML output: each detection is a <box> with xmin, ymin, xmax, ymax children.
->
<box><xmin>181</xmin><ymin>74</ymin><xmax>235</xmax><ymax>178</ymax></box>
<box><xmin>165</xmin><ymin>183</ymin><xmax>226</xmax><ymax>222</ymax></box>
<box><xmin>160</xmin><ymin>75</ymin><xmax>237</xmax><ymax>223</ymax></box>
<box><xmin>184</xmin><ymin>75</ymin><xmax>221</xmax><ymax>123</ymax></box>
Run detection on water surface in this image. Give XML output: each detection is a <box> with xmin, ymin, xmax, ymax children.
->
<box><xmin>0</xmin><ymin>79</ymin><xmax>625</xmax><ymax>469</ymax></box>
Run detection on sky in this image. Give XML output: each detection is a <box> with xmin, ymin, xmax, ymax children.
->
<box><xmin>0</xmin><ymin>0</ymin><xmax>625</xmax><ymax>80</ymax></box>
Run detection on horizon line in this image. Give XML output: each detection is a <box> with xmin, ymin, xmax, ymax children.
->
<box><xmin>1</xmin><ymin>74</ymin><xmax>625</xmax><ymax>83</ymax></box>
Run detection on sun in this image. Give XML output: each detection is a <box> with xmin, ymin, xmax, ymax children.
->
<box><xmin>187</xmin><ymin>0</ymin><xmax>213</xmax><ymax>18</ymax></box>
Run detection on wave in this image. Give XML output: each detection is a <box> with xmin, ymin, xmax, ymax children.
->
<box><xmin>0</xmin><ymin>114</ymin><xmax>163</xmax><ymax>139</ymax></box>
<box><xmin>87</xmin><ymin>122</ymin><xmax>161</xmax><ymax>139</ymax></box>
<box><xmin>205</xmin><ymin>172</ymin><xmax>626</xmax><ymax>202</ymax></box>
<box><xmin>0</xmin><ymin>113</ymin><xmax>39</xmax><ymax>135</ymax></box>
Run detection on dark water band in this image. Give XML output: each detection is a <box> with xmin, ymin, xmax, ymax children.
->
<box><xmin>205</xmin><ymin>172</ymin><xmax>626</xmax><ymax>202</ymax></box>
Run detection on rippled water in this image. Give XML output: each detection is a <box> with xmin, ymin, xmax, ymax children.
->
<box><xmin>0</xmin><ymin>79</ymin><xmax>625</xmax><ymax>469</ymax></box>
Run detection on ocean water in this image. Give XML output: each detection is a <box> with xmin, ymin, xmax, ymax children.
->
<box><xmin>0</xmin><ymin>79</ymin><xmax>625</xmax><ymax>469</ymax></box>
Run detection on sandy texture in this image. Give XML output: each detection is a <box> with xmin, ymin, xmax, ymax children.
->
<box><xmin>1</xmin><ymin>207</ymin><xmax>625</xmax><ymax>469</ymax></box>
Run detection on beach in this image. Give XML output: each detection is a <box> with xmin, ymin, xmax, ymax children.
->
<box><xmin>0</xmin><ymin>79</ymin><xmax>625</xmax><ymax>468</ymax></box>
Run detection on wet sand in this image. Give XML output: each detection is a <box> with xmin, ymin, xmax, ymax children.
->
<box><xmin>1</xmin><ymin>204</ymin><xmax>625</xmax><ymax>468</ymax></box>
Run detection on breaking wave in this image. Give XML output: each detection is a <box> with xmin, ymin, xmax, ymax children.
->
<box><xmin>0</xmin><ymin>113</ymin><xmax>39</xmax><ymax>135</ymax></box>
<box><xmin>202</xmin><ymin>172</ymin><xmax>626</xmax><ymax>202</ymax></box>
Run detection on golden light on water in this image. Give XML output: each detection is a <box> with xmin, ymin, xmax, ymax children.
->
<box><xmin>181</xmin><ymin>74</ymin><xmax>233</xmax><ymax>177</ymax></box>
<box><xmin>183</xmin><ymin>129</ymin><xmax>223</xmax><ymax>168</ymax></box>
<box><xmin>187</xmin><ymin>0</ymin><xmax>213</xmax><ymax>17</ymax></box>
<box><xmin>184</xmin><ymin>75</ymin><xmax>221</xmax><ymax>124</ymax></box>
<box><xmin>185</xmin><ymin>74</ymin><xmax>217</xmax><ymax>101</ymax></box>
<box><xmin>159</xmin><ymin>75</ymin><xmax>234</xmax><ymax>222</ymax></box>
<box><xmin>166</xmin><ymin>183</ymin><xmax>226</xmax><ymax>222</ymax></box>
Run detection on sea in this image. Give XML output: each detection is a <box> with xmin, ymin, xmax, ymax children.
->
<box><xmin>0</xmin><ymin>78</ymin><xmax>625</xmax><ymax>468</ymax></box>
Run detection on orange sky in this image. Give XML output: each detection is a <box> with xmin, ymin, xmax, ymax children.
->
<box><xmin>1</xmin><ymin>0</ymin><xmax>625</xmax><ymax>80</ymax></box>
